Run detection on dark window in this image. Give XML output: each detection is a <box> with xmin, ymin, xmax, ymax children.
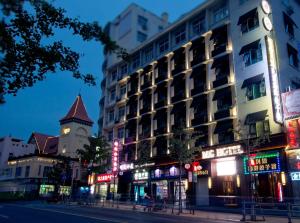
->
<box><xmin>15</xmin><ymin>167</ymin><xmax>22</xmax><ymax>177</ymax></box>
<box><xmin>109</xmin><ymin>110</ymin><xmax>114</xmax><ymax>122</ymax></box>
<box><xmin>138</xmin><ymin>15</ymin><xmax>148</xmax><ymax>30</ymax></box>
<box><xmin>120</xmin><ymin>85</ymin><xmax>126</xmax><ymax>96</ymax></box>
<box><xmin>132</xmin><ymin>53</ymin><xmax>140</xmax><ymax>69</ymax></box>
<box><xmin>111</xmin><ymin>70</ymin><xmax>117</xmax><ymax>81</ymax></box>
<box><xmin>118</xmin><ymin>106</ymin><xmax>125</xmax><ymax>118</ymax></box>
<box><xmin>239</xmin><ymin>9</ymin><xmax>259</xmax><ymax>34</ymax></box>
<box><xmin>143</xmin><ymin>45</ymin><xmax>153</xmax><ymax>63</ymax></box>
<box><xmin>240</xmin><ymin>0</ymin><xmax>249</xmax><ymax>4</ymax></box>
<box><xmin>283</xmin><ymin>12</ymin><xmax>297</xmax><ymax>39</ymax></box>
<box><xmin>287</xmin><ymin>44</ymin><xmax>299</xmax><ymax>68</ymax></box>
<box><xmin>108</xmin><ymin>131</ymin><xmax>113</xmax><ymax>141</ymax></box>
<box><xmin>38</xmin><ymin>165</ymin><xmax>41</xmax><ymax>176</ymax></box>
<box><xmin>249</xmin><ymin>120</ymin><xmax>270</xmax><ymax>137</ymax></box>
<box><xmin>174</xmin><ymin>26</ymin><xmax>186</xmax><ymax>44</ymax></box>
<box><xmin>137</xmin><ymin>31</ymin><xmax>147</xmax><ymax>42</ymax></box>
<box><xmin>213</xmin><ymin>6</ymin><xmax>228</xmax><ymax>23</ymax></box>
<box><xmin>110</xmin><ymin>89</ymin><xmax>116</xmax><ymax>101</ymax></box>
<box><xmin>25</xmin><ymin>166</ymin><xmax>30</xmax><ymax>177</ymax></box>
<box><xmin>158</xmin><ymin>37</ymin><xmax>169</xmax><ymax>54</ymax></box>
<box><xmin>118</xmin><ymin>128</ymin><xmax>124</xmax><ymax>139</ymax></box>
<box><xmin>43</xmin><ymin>166</ymin><xmax>52</xmax><ymax>178</ymax></box>
<box><xmin>192</xmin><ymin>16</ymin><xmax>205</xmax><ymax>36</ymax></box>
<box><xmin>246</xmin><ymin>79</ymin><xmax>266</xmax><ymax>100</ymax></box>
<box><xmin>120</xmin><ymin>64</ymin><xmax>127</xmax><ymax>75</ymax></box>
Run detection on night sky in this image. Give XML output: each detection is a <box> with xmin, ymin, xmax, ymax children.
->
<box><xmin>0</xmin><ymin>0</ymin><xmax>203</xmax><ymax>140</ymax></box>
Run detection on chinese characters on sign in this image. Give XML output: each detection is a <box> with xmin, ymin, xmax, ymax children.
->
<box><xmin>112</xmin><ymin>139</ymin><xmax>120</xmax><ymax>173</ymax></box>
<box><xmin>96</xmin><ymin>173</ymin><xmax>112</xmax><ymax>183</ymax></box>
<box><xmin>244</xmin><ymin>152</ymin><xmax>281</xmax><ymax>174</ymax></box>
<box><xmin>134</xmin><ymin>171</ymin><xmax>149</xmax><ymax>181</ymax></box>
<box><xmin>286</xmin><ymin>119</ymin><xmax>300</xmax><ymax>148</ymax></box>
<box><xmin>291</xmin><ymin>172</ymin><xmax>300</xmax><ymax>181</ymax></box>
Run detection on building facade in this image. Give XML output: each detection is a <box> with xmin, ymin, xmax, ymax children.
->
<box><xmin>0</xmin><ymin>95</ymin><xmax>93</xmax><ymax>198</ymax></box>
<box><xmin>99</xmin><ymin>0</ymin><xmax>300</xmax><ymax>206</ymax></box>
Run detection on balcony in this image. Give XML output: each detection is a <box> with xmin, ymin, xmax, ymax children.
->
<box><xmin>214</xmin><ymin>108</ymin><xmax>230</xmax><ymax>120</ymax></box>
<box><xmin>171</xmin><ymin>91</ymin><xmax>185</xmax><ymax>103</ymax></box>
<box><xmin>191</xmin><ymin>83</ymin><xmax>206</xmax><ymax>96</ymax></box>
<box><xmin>125</xmin><ymin>136</ymin><xmax>136</xmax><ymax>144</ymax></box>
<box><xmin>155</xmin><ymin>98</ymin><xmax>167</xmax><ymax>109</ymax></box>
<box><xmin>191</xmin><ymin>53</ymin><xmax>206</xmax><ymax>67</ymax></box>
<box><xmin>115</xmin><ymin>115</ymin><xmax>125</xmax><ymax>124</ymax></box>
<box><xmin>191</xmin><ymin>113</ymin><xmax>208</xmax><ymax>126</ymax></box>
<box><xmin>139</xmin><ymin>130</ymin><xmax>151</xmax><ymax>140</ymax></box>
<box><xmin>154</xmin><ymin>126</ymin><xmax>167</xmax><ymax>136</ymax></box>
<box><xmin>213</xmin><ymin>75</ymin><xmax>229</xmax><ymax>88</ymax></box>
<box><xmin>211</xmin><ymin>44</ymin><xmax>227</xmax><ymax>57</ymax></box>
<box><xmin>140</xmin><ymin>105</ymin><xmax>151</xmax><ymax>115</ymax></box>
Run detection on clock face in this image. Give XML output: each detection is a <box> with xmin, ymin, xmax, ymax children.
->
<box><xmin>263</xmin><ymin>17</ymin><xmax>273</xmax><ymax>31</ymax></box>
<box><xmin>63</xmin><ymin>127</ymin><xmax>71</xmax><ymax>135</ymax></box>
<box><xmin>261</xmin><ymin>0</ymin><xmax>271</xmax><ymax>14</ymax></box>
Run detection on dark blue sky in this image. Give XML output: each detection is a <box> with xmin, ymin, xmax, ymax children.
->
<box><xmin>0</xmin><ymin>0</ymin><xmax>203</xmax><ymax>140</ymax></box>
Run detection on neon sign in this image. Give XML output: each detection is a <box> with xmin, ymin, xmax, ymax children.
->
<box><xmin>243</xmin><ymin>152</ymin><xmax>281</xmax><ymax>174</ymax></box>
<box><xmin>291</xmin><ymin>172</ymin><xmax>300</xmax><ymax>181</ymax></box>
<box><xmin>96</xmin><ymin>173</ymin><xmax>112</xmax><ymax>183</ymax></box>
<box><xmin>265</xmin><ymin>36</ymin><xmax>283</xmax><ymax>124</ymax></box>
<box><xmin>112</xmin><ymin>139</ymin><xmax>120</xmax><ymax>173</ymax></box>
<box><xmin>202</xmin><ymin>145</ymin><xmax>243</xmax><ymax>159</ymax></box>
<box><xmin>287</xmin><ymin>120</ymin><xmax>299</xmax><ymax>148</ymax></box>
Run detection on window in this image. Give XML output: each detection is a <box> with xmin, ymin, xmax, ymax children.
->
<box><xmin>138</xmin><ymin>15</ymin><xmax>148</xmax><ymax>30</ymax></box>
<box><xmin>111</xmin><ymin>70</ymin><xmax>117</xmax><ymax>82</ymax></box>
<box><xmin>249</xmin><ymin>120</ymin><xmax>270</xmax><ymax>137</ymax></box>
<box><xmin>109</xmin><ymin>110</ymin><xmax>114</xmax><ymax>122</ymax></box>
<box><xmin>174</xmin><ymin>26</ymin><xmax>186</xmax><ymax>44</ymax></box>
<box><xmin>118</xmin><ymin>128</ymin><xmax>124</xmax><ymax>139</ymax></box>
<box><xmin>246</xmin><ymin>80</ymin><xmax>266</xmax><ymax>100</ymax></box>
<box><xmin>143</xmin><ymin>45</ymin><xmax>153</xmax><ymax>63</ymax></box>
<box><xmin>242</xmin><ymin>42</ymin><xmax>262</xmax><ymax>67</ymax></box>
<box><xmin>137</xmin><ymin>31</ymin><xmax>147</xmax><ymax>43</ymax></box>
<box><xmin>158</xmin><ymin>37</ymin><xmax>169</xmax><ymax>54</ymax></box>
<box><xmin>287</xmin><ymin>44</ymin><xmax>299</xmax><ymax>68</ymax></box>
<box><xmin>132</xmin><ymin>53</ymin><xmax>140</xmax><ymax>69</ymax></box>
<box><xmin>158</xmin><ymin>25</ymin><xmax>163</xmax><ymax>31</ymax></box>
<box><xmin>213</xmin><ymin>6</ymin><xmax>229</xmax><ymax>23</ymax></box>
<box><xmin>25</xmin><ymin>166</ymin><xmax>30</xmax><ymax>177</ymax></box>
<box><xmin>15</xmin><ymin>167</ymin><xmax>22</xmax><ymax>177</ymax></box>
<box><xmin>38</xmin><ymin>165</ymin><xmax>41</xmax><ymax>176</ymax></box>
<box><xmin>108</xmin><ymin>131</ymin><xmax>113</xmax><ymax>141</ymax></box>
<box><xmin>119</xmin><ymin>106</ymin><xmax>125</xmax><ymax>118</ymax></box>
<box><xmin>283</xmin><ymin>12</ymin><xmax>296</xmax><ymax>38</ymax></box>
<box><xmin>240</xmin><ymin>0</ymin><xmax>249</xmax><ymax>4</ymax></box>
<box><xmin>43</xmin><ymin>166</ymin><xmax>52</xmax><ymax>178</ymax></box>
<box><xmin>110</xmin><ymin>89</ymin><xmax>116</xmax><ymax>101</ymax></box>
<box><xmin>120</xmin><ymin>85</ymin><xmax>126</xmax><ymax>97</ymax></box>
<box><xmin>120</xmin><ymin>64</ymin><xmax>127</xmax><ymax>75</ymax></box>
<box><xmin>239</xmin><ymin>9</ymin><xmax>259</xmax><ymax>34</ymax></box>
<box><xmin>192</xmin><ymin>16</ymin><xmax>205</xmax><ymax>36</ymax></box>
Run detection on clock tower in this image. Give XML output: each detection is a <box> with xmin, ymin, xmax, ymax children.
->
<box><xmin>58</xmin><ymin>95</ymin><xmax>93</xmax><ymax>158</ymax></box>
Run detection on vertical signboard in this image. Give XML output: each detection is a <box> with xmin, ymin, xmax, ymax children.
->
<box><xmin>112</xmin><ymin>139</ymin><xmax>120</xmax><ymax>173</ymax></box>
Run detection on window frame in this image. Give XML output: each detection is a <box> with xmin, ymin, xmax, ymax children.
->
<box><xmin>243</xmin><ymin>44</ymin><xmax>263</xmax><ymax>67</ymax></box>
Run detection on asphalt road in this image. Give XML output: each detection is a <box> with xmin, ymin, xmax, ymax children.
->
<box><xmin>0</xmin><ymin>203</ymin><xmax>235</xmax><ymax>223</ymax></box>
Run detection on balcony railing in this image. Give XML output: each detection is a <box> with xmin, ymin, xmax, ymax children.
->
<box><xmin>191</xmin><ymin>84</ymin><xmax>206</xmax><ymax>96</ymax></box>
<box><xmin>191</xmin><ymin>113</ymin><xmax>208</xmax><ymax>126</ymax></box>
<box><xmin>154</xmin><ymin>126</ymin><xmax>167</xmax><ymax>136</ymax></box>
<box><xmin>214</xmin><ymin>107</ymin><xmax>231</xmax><ymax>120</ymax></box>
<box><xmin>212</xmin><ymin>75</ymin><xmax>229</xmax><ymax>88</ymax></box>
<box><xmin>211</xmin><ymin>44</ymin><xmax>227</xmax><ymax>57</ymax></box>
<box><xmin>155</xmin><ymin>99</ymin><xmax>167</xmax><ymax>109</ymax></box>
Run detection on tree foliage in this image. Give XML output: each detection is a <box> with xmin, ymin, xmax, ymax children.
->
<box><xmin>0</xmin><ymin>0</ymin><xmax>127</xmax><ymax>103</ymax></box>
<box><xmin>76</xmin><ymin>136</ymin><xmax>110</xmax><ymax>173</ymax></box>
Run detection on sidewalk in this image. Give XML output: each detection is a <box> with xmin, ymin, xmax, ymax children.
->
<box><xmin>79</xmin><ymin>200</ymin><xmax>300</xmax><ymax>223</ymax></box>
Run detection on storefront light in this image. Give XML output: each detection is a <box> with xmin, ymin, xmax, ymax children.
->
<box><xmin>216</xmin><ymin>158</ymin><xmax>237</xmax><ymax>176</ymax></box>
<box><xmin>281</xmin><ymin>172</ymin><xmax>286</xmax><ymax>186</ymax></box>
<box><xmin>237</xmin><ymin>175</ymin><xmax>240</xmax><ymax>188</ymax></box>
<box><xmin>208</xmin><ymin>177</ymin><xmax>212</xmax><ymax>189</ymax></box>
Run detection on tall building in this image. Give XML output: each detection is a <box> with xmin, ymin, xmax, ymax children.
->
<box><xmin>99</xmin><ymin>0</ymin><xmax>300</xmax><ymax>206</ymax></box>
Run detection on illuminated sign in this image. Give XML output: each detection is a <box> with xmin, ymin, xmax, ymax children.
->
<box><xmin>261</xmin><ymin>0</ymin><xmax>271</xmax><ymax>14</ymax></box>
<box><xmin>112</xmin><ymin>139</ymin><xmax>120</xmax><ymax>173</ymax></box>
<box><xmin>263</xmin><ymin>17</ymin><xmax>273</xmax><ymax>31</ymax></box>
<box><xmin>202</xmin><ymin>145</ymin><xmax>243</xmax><ymax>159</ymax></box>
<box><xmin>120</xmin><ymin>163</ymin><xmax>134</xmax><ymax>171</ymax></box>
<box><xmin>243</xmin><ymin>152</ymin><xmax>281</xmax><ymax>174</ymax></box>
<box><xmin>291</xmin><ymin>172</ymin><xmax>300</xmax><ymax>181</ymax></box>
<box><xmin>286</xmin><ymin>149</ymin><xmax>300</xmax><ymax>172</ymax></box>
<box><xmin>196</xmin><ymin>170</ymin><xmax>209</xmax><ymax>176</ymax></box>
<box><xmin>134</xmin><ymin>170</ymin><xmax>149</xmax><ymax>181</ymax></box>
<box><xmin>265</xmin><ymin>36</ymin><xmax>283</xmax><ymax>124</ymax></box>
<box><xmin>282</xmin><ymin>89</ymin><xmax>300</xmax><ymax>119</ymax></box>
<box><xmin>287</xmin><ymin>120</ymin><xmax>299</xmax><ymax>148</ymax></box>
<box><xmin>95</xmin><ymin>173</ymin><xmax>112</xmax><ymax>183</ymax></box>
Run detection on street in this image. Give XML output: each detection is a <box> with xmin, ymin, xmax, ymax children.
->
<box><xmin>0</xmin><ymin>202</ymin><xmax>236</xmax><ymax>223</ymax></box>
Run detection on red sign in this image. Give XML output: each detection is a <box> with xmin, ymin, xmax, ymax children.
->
<box><xmin>96</xmin><ymin>173</ymin><xmax>112</xmax><ymax>183</ymax></box>
<box><xmin>287</xmin><ymin>120</ymin><xmax>299</xmax><ymax>148</ymax></box>
<box><xmin>112</xmin><ymin>139</ymin><xmax>120</xmax><ymax>173</ymax></box>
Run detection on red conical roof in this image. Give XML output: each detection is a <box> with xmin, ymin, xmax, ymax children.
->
<box><xmin>60</xmin><ymin>95</ymin><xmax>93</xmax><ymax>126</ymax></box>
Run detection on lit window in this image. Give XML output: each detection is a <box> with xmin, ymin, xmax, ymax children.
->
<box><xmin>63</xmin><ymin>127</ymin><xmax>71</xmax><ymax>135</ymax></box>
<box><xmin>213</xmin><ymin>6</ymin><xmax>229</xmax><ymax>23</ymax></box>
<box><xmin>246</xmin><ymin>80</ymin><xmax>266</xmax><ymax>101</ymax></box>
<box><xmin>287</xmin><ymin>44</ymin><xmax>299</xmax><ymax>68</ymax></box>
<box><xmin>216</xmin><ymin>158</ymin><xmax>236</xmax><ymax>176</ymax></box>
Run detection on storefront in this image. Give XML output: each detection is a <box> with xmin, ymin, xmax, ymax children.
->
<box><xmin>243</xmin><ymin>151</ymin><xmax>286</xmax><ymax>203</ymax></box>
<box><xmin>132</xmin><ymin>169</ymin><xmax>149</xmax><ymax>203</ymax></box>
<box><xmin>286</xmin><ymin>149</ymin><xmax>300</xmax><ymax>203</ymax></box>
<box><xmin>39</xmin><ymin>184</ymin><xmax>55</xmax><ymax>197</ymax></box>
<box><xmin>93</xmin><ymin>173</ymin><xmax>113</xmax><ymax>199</ymax></box>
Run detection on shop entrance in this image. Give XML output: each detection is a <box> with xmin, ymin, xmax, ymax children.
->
<box><xmin>254</xmin><ymin>173</ymin><xmax>280</xmax><ymax>202</ymax></box>
<box><xmin>134</xmin><ymin>183</ymin><xmax>147</xmax><ymax>203</ymax></box>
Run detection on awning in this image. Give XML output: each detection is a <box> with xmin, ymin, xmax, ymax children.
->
<box><xmin>210</xmin><ymin>25</ymin><xmax>227</xmax><ymax>40</ymax></box>
<box><xmin>237</xmin><ymin>8</ymin><xmax>257</xmax><ymax>25</ymax></box>
<box><xmin>245</xmin><ymin>110</ymin><xmax>268</xmax><ymax>124</ymax></box>
<box><xmin>283</xmin><ymin>12</ymin><xmax>298</xmax><ymax>28</ymax></box>
<box><xmin>213</xmin><ymin>86</ymin><xmax>231</xmax><ymax>100</ymax></box>
<box><xmin>214</xmin><ymin>120</ymin><xmax>233</xmax><ymax>134</ymax></box>
<box><xmin>239</xmin><ymin>39</ymin><xmax>260</xmax><ymax>55</ymax></box>
<box><xmin>211</xmin><ymin>55</ymin><xmax>229</xmax><ymax>69</ymax></box>
<box><xmin>241</xmin><ymin>73</ymin><xmax>264</xmax><ymax>88</ymax></box>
